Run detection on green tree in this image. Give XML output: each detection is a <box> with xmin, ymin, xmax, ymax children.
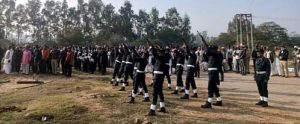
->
<box><xmin>12</xmin><ymin>4</ymin><xmax>28</xmax><ymax>43</ymax></box>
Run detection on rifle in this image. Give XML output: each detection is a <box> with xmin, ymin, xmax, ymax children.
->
<box><xmin>197</xmin><ymin>31</ymin><xmax>209</xmax><ymax>48</ymax></box>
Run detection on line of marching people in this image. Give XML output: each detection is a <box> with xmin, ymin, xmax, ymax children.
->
<box><xmin>109</xmin><ymin>39</ymin><xmax>225</xmax><ymax>116</ymax></box>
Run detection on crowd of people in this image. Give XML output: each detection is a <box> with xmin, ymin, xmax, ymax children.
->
<box><xmin>1</xmin><ymin>41</ymin><xmax>299</xmax><ymax>116</ymax></box>
<box><xmin>0</xmin><ymin>45</ymin><xmax>110</xmax><ymax>77</ymax></box>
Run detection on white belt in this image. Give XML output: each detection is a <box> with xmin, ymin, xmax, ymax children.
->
<box><xmin>166</xmin><ymin>63</ymin><xmax>170</xmax><ymax>66</ymax></box>
<box><xmin>122</xmin><ymin>61</ymin><xmax>126</xmax><ymax>63</ymax></box>
<box><xmin>154</xmin><ymin>71</ymin><xmax>164</xmax><ymax>74</ymax></box>
<box><xmin>256</xmin><ymin>71</ymin><xmax>266</xmax><ymax>74</ymax></box>
<box><xmin>176</xmin><ymin>64</ymin><xmax>183</xmax><ymax>66</ymax></box>
<box><xmin>115</xmin><ymin>60</ymin><xmax>121</xmax><ymax>63</ymax></box>
<box><xmin>134</xmin><ymin>67</ymin><xmax>137</xmax><ymax>70</ymax></box>
<box><xmin>137</xmin><ymin>70</ymin><xmax>145</xmax><ymax>73</ymax></box>
<box><xmin>208</xmin><ymin>68</ymin><xmax>218</xmax><ymax>71</ymax></box>
<box><xmin>126</xmin><ymin>62</ymin><xmax>133</xmax><ymax>64</ymax></box>
<box><xmin>187</xmin><ymin>65</ymin><xmax>195</xmax><ymax>68</ymax></box>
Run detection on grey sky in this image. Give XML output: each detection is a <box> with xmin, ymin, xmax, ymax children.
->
<box><xmin>16</xmin><ymin>0</ymin><xmax>300</xmax><ymax>37</ymax></box>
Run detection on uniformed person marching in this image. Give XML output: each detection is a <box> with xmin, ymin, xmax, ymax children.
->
<box><xmin>180</xmin><ymin>41</ymin><xmax>198</xmax><ymax>99</ymax></box>
<box><xmin>201</xmin><ymin>40</ymin><xmax>223</xmax><ymax>108</ymax></box>
<box><xmin>128</xmin><ymin>47</ymin><xmax>150</xmax><ymax>103</ymax></box>
<box><xmin>114</xmin><ymin>45</ymin><xmax>127</xmax><ymax>86</ymax></box>
<box><xmin>172</xmin><ymin>47</ymin><xmax>186</xmax><ymax>94</ymax></box>
<box><xmin>255</xmin><ymin>48</ymin><xmax>271</xmax><ymax>107</ymax></box>
<box><xmin>111</xmin><ymin>45</ymin><xmax>123</xmax><ymax>85</ymax></box>
<box><xmin>147</xmin><ymin>40</ymin><xmax>167</xmax><ymax>116</ymax></box>
<box><xmin>119</xmin><ymin>44</ymin><xmax>134</xmax><ymax>91</ymax></box>
<box><xmin>201</xmin><ymin>45</ymin><xmax>223</xmax><ymax>108</ymax></box>
<box><xmin>164</xmin><ymin>47</ymin><xmax>172</xmax><ymax>89</ymax></box>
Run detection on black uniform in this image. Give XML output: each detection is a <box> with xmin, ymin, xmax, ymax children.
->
<box><xmin>201</xmin><ymin>46</ymin><xmax>223</xmax><ymax>108</ymax></box>
<box><xmin>89</xmin><ymin>50</ymin><xmax>97</xmax><ymax>74</ymax></box>
<box><xmin>148</xmin><ymin>47</ymin><xmax>167</xmax><ymax>115</ymax></box>
<box><xmin>111</xmin><ymin>47</ymin><xmax>122</xmax><ymax>85</ymax></box>
<box><xmin>255</xmin><ymin>53</ymin><xmax>271</xmax><ymax>107</ymax></box>
<box><xmin>217</xmin><ymin>51</ymin><xmax>224</xmax><ymax>82</ymax></box>
<box><xmin>115</xmin><ymin>47</ymin><xmax>127</xmax><ymax>86</ymax></box>
<box><xmin>181</xmin><ymin>47</ymin><xmax>198</xmax><ymax>99</ymax></box>
<box><xmin>60</xmin><ymin>49</ymin><xmax>67</xmax><ymax>75</ymax></box>
<box><xmin>99</xmin><ymin>48</ymin><xmax>108</xmax><ymax>75</ymax></box>
<box><xmin>164</xmin><ymin>49</ymin><xmax>172</xmax><ymax>88</ymax></box>
<box><xmin>129</xmin><ymin>49</ymin><xmax>150</xmax><ymax>103</ymax></box>
<box><xmin>172</xmin><ymin>49</ymin><xmax>185</xmax><ymax>94</ymax></box>
<box><xmin>119</xmin><ymin>46</ymin><xmax>134</xmax><ymax>91</ymax></box>
<box><xmin>12</xmin><ymin>48</ymin><xmax>22</xmax><ymax>73</ymax></box>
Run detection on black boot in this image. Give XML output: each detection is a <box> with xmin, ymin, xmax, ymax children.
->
<box><xmin>180</xmin><ymin>94</ymin><xmax>189</xmax><ymax>99</ymax></box>
<box><xmin>125</xmin><ymin>82</ymin><xmax>129</xmax><ymax>86</ymax></box>
<box><xmin>143</xmin><ymin>97</ymin><xmax>150</xmax><ymax>102</ymax></box>
<box><xmin>201</xmin><ymin>101</ymin><xmax>212</xmax><ymax>108</ymax></box>
<box><xmin>148</xmin><ymin>110</ymin><xmax>156</xmax><ymax>116</ymax></box>
<box><xmin>261</xmin><ymin>101</ymin><xmax>268</xmax><ymax>107</ymax></box>
<box><xmin>118</xmin><ymin>87</ymin><xmax>125</xmax><ymax>91</ymax></box>
<box><xmin>128</xmin><ymin>97</ymin><xmax>135</xmax><ymax>104</ymax></box>
<box><xmin>158</xmin><ymin>107</ymin><xmax>167</xmax><ymax>113</ymax></box>
<box><xmin>172</xmin><ymin>90</ymin><xmax>178</xmax><ymax>95</ymax></box>
<box><xmin>255</xmin><ymin>100</ymin><xmax>264</xmax><ymax>106</ymax></box>
<box><xmin>213</xmin><ymin>101</ymin><xmax>222</xmax><ymax>106</ymax></box>
<box><xmin>191</xmin><ymin>93</ymin><xmax>198</xmax><ymax>98</ymax></box>
<box><xmin>110</xmin><ymin>80</ymin><xmax>114</xmax><ymax>84</ymax></box>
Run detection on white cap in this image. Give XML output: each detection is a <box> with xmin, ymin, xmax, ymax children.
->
<box><xmin>294</xmin><ymin>46</ymin><xmax>298</xmax><ymax>49</ymax></box>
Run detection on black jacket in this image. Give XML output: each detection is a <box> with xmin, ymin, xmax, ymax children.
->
<box><xmin>279</xmin><ymin>49</ymin><xmax>289</xmax><ymax>61</ymax></box>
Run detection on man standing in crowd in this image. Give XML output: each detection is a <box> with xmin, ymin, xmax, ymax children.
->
<box><xmin>50</xmin><ymin>46</ymin><xmax>60</xmax><ymax>75</ymax></box>
<box><xmin>21</xmin><ymin>45</ymin><xmax>32</xmax><ymax>75</ymax></box>
<box><xmin>12</xmin><ymin>47</ymin><xmax>22</xmax><ymax>73</ymax></box>
<box><xmin>279</xmin><ymin>46</ymin><xmax>289</xmax><ymax>78</ymax></box>
<box><xmin>293</xmin><ymin>46</ymin><xmax>299</xmax><ymax>77</ymax></box>
<box><xmin>254</xmin><ymin>48</ymin><xmax>271</xmax><ymax>107</ymax></box>
<box><xmin>65</xmin><ymin>47</ymin><xmax>74</xmax><ymax>77</ymax></box>
<box><xmin>239</xmin><ymin>45</ymin><xmax>247</xmax><ymax>75</ymax></box>
<box><xmin>33</xmin><ymin>45</ymin><xmax>42</xmax><ymax>74</ymax></box>
<box><xmin>296</xmin><ymin>48</ymin><xmax>300</xmax><ymax>78</ymax></box>
<box><xmin>226</xmin><ymin>46</ymin><xmax>233</xmax><ymax>71</ymax></box>
<box><xmin>41</xmin><ymin>46</ymin><xmax>50</xmax><ymax>74</ymax></box>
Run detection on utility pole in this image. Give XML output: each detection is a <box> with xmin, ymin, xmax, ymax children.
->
<box><xmin>234</xmin><ymin>14</ymin><xmax>254</xmax><ymax>51</ymax></box>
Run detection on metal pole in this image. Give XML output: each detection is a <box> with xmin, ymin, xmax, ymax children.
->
<box><xmin>239</xmin><ymin>14</ymin><xmax>243</xmax><ymax>46</ymax></box>
<box><xmin>235</xmin><ymin>15</ymin><xmax>239</xmax><ymax>46</ymax></box>
<box><xmin>250</xmin><ymin>14</ymin><xmax>254</xmax><ymax>51</ymax></box>
<box><xmin>245</xmin><ymin>15</ymin><xmax>250</xmax><ymax>48</ymax></box>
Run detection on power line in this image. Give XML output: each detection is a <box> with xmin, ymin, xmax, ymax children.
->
<box><xmin>253</xmin><ymin>16</ymin><xmax>300</xmax><ymax>21</ymax></box>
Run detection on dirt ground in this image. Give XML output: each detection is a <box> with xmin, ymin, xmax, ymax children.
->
<box><xmin>0</xmin><ymin>69</ymin><xmax>299</xmax><ymax>124</ymax></box>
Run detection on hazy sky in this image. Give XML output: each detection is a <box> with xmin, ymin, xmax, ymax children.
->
<box><xmin>16</xmin><ymin>0</ymin><xmax>300</xmax><ymax>37</ymax></box>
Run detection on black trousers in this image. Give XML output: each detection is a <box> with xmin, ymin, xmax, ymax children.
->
<box><xmin>236</xmin><ymin>59</ymin><xmax>240</xmax><ymax>73</ymax></box>
<box><xmin>89</xmin><ymin>62</ymin><xmax>96</xmax><ymax>74</ymax></box>
<box><xmin>65</xmin><ymin>63</ymin><xmax>72</xmax><ymax>77</ymax></box>
<box><xmin>240</xmin><ymin>59</ymin><xmax>246</xmax><ymax>75</ymax></box>
<box><xmin>117</xmin><ymin>62</ymin><xmax>126</xmax><ymax>80</ymax></box>
<box><xmin>133</xmin><ymin>73</ymin><xmax>148</xmax><ymax>94</ymax></box>
<box><xmin>208</xmin><ymin>70</ymin><xmax>220</xmax><ymax>98</ymax></box>
<box><xmin>218</xmin><ymin>66</ymin><xmax>224</xmax><ymax>81</ymax></box>
<box><xmin>164</xmin><ymin>65</ymin><xmax>171</xmax><ymax>84</ymax></box>
<box><xmin>176</xmin><ymin>65</ymin><xmax>184</xmax><ymax>88</ymax></box>
<box><xmin>100</xmin><ymin>63</ymin><xmax>107</xmax><ymax>74</ymax></box>
<box><xmin>195</xmin><ymin>62</ymin><xmax>200</xmax><ymax>77</ymax></box>
<box><xmin>228</xmin><ymin>58</ymin><xmax>233</xmax><ymax>71</ymax></box>
<box><xmin>253</xmin><ymin>59</ymin><xmax>256</xmax><ymax>76</ymax></box>
<box><xmin>112</xmin><ymin>62</ymin><xmax>121</xmax><ymax>79</ymax></box>
<box><xmin>40</xmin><ymin>59</ymin><xmax>47</xmax><ymax>74</ymax></box>
<box><xmin>124</xmin><ymin>65</ymin><xmax>134</xmax><ymax>84</ymax></box>
<box><xmin>255</xmin><ymin>74</ymin><xmax>268</xmax><ymax>97</ymax></box>
<box><xmin>152</xmin><ymin>74</ymin><xmax>165</xmax><ymax>105</ymax></box>
<box><xmin>185</xmin><ymin>67</ymin><xmax>197</xmax><ymax>91</ymax></box>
